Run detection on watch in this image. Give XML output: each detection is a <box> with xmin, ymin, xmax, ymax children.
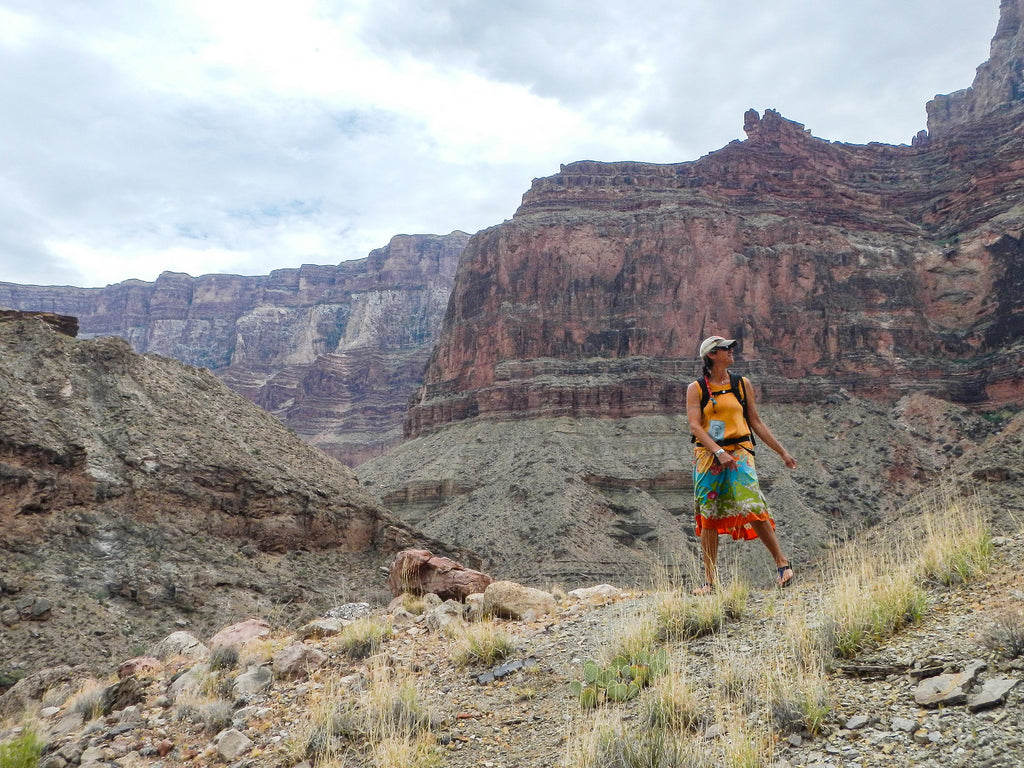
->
<box><xmin>714</xmin><ymin>449</ymin><xmax>725</xmax><ymax>457</ymax></box>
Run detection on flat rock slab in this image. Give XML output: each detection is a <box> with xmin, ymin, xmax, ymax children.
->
<box><xmin>914</xmin><ymin>660</ymin><xmax>985</xmax><ymax>707</ymax></box>
<box><xmin>967</xmin><ymin>678</ymin><xmax>1020</xmax><ymax>712</ymax></box>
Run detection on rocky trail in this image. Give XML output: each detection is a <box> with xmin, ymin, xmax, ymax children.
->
<box><xmin>2</xmin><ymin>523</ymin><xmax>1022</xmax><ymax>768</ymax></box>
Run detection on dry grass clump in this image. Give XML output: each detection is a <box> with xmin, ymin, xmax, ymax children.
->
<box><xmin>820</xmin><ymin>552</ymin><xmax>929</xmax><ymax>659</ymax></box>
<box><xmin>238</xmin><ymin>636</ymin><xmax>287</xmax><ymax>669</ymax></box>
<box><xmin>330</xmin><ymin>617</ymin><xmax>393</xmax><ymax>660</ymax></box>
<box><xmin>915</xmin><ymin>495</ymin><xmax>993</xmax><ymax>587</ymax></box>
<box><xmin>763</xmin><ymin>666</ymin><xmax>830</xmax><ymax>737</ymax></box>
<box><xmin>208</xmin><ymin>645</ymin><xmax>240</xmax><ymax>671</ymax></box>
<box><xmin>983</xmin><ymin>609</ymin><xmax>1024</xmax><ymax>659</ymax></box>
<box><xmin>67</xmin><ymin>679</ymin><xmax>106</xmax><ymax>722</ymax></box>
<box><xmin>604</xmin><ymin>618</ymin><xmax>660</xmax><ymax>666</ymax></box>
<box><xmin>291</xmin><ymin>664</ymin><xmax>438</xmax><ymax>768</ymax></box>
<box><xmin>172</xmin><ymin>692</ymin><xmax>234</xmax><ymax>735</ymax></box>
<box><xmin>451</xmin><ymin>621</ymin><xmax>516</xmax><ymax>667</ymax></box>
<box><xmin>398</xmin><ymin>593</ymin><xmax>428</xmax><ymax>615</ymax></box>
<box><xmin>654</xmin><ymin>580</ymin><xmax>748</xmax><ymax>642</ymax></box>
<box><xmin>563</xmin><ymin>710</ymin><xmax>705</xmax><ymax>768</ymax></box>
<box><xmin>564</xmin><ymin>708</ymin><xmax>771</xmax><ymax>768</ymax></box>
<box><xmin>820</xmin><ymin>491</ymin><xmax>990</xmax><ymax>659</ymax></box>
<box><xmin>640</xmin><ymin>672</ymin><xmax>706</xmax><ymax>732</ymax></box>
<box><xmin>369</xmin><ymin>733</ymin><xmax>443</xmax><ymax>768</ymax></box>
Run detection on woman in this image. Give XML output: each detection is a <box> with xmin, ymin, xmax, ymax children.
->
<box><xmin>686</xmin><ymin>335</ymin><xmax>796</xmax><ymax>594</ymax></box>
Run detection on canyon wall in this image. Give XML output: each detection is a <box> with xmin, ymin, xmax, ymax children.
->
<box><xmin>0</xmin><ymin>232</ymin><xmax>468</xmax><ymax>466</ymax></box>
<box><xmin>361</xmin><ymin>1</ymin><xmax>1024</xmax><ymax>585</ymax></box>
<box><xmin>407</xmin><ymin>105</ymin><xmax>1024</xmax><ymax>436</ymax></box>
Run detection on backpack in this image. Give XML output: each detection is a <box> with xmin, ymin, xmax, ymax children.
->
<box><xmin>692</xmin><ymin>371</ymin><xmax>757</xmax><ymax>449</ymax></box>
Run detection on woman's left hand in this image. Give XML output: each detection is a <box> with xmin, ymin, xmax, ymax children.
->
<box><xmin>781</xmin><ymin>452</ymin><xmax>797</xmax><ymax>469</ymax></box>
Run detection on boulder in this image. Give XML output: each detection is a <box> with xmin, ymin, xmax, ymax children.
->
<box><xmin>273</xmin><ymin>643</ymin><xmax>327</xmax><ymax>680</ymax></box>
<box><xmin>387</xmin><ymin>549</ymin><xmax>493</xmax><ymax>601</ymax></box>
<box><xmin>482</xmin><ymin>581</ymin><xmax>556</xmax><ymax>620</ymax></box>
<box><xmin>423</xmin><ymin>599</ymin><xmax>466</xmax><ymax>632</ymax></box>
<box><xmin>214</xmin><ymin>728</ymin><xmax>253</xmax><ymax>761</ymax></box>
<box><xmin>233</xmin><ymin>665</ymin><xmax>273</xmax><ymax>697</ymax></box>
<box><xmin>117</xmin><ymin>657</ymin><xmax>163</xmax><ymax>679</ymax></box>
<box><xmin>150</xmin><ymin>631</ymin><xmax>210</xmax><ymax>661</ymax></box>
<box><xmin>209</xmin><ymin>618</ymin><xmax>271</xmax><ymax>650</ymax></box>
<box><xmin>567</xmin><ymin>584</ymin><xmax>623</xmax><ymax>602</ymax></box>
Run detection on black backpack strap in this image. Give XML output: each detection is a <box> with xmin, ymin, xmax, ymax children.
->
<box><xmin>697</xmin><ymin>377</ymin><xmax>710</xmax><ymax>410</ymax></box>
<box><xmin>691</xmin><ymin>378</ymin><xmax>709</xmax><ymax>443</ymax></box>
<box><xmin>732</xmin><ymin>373</ymin><xmax>756</xmax><ymax>447</ymax></box>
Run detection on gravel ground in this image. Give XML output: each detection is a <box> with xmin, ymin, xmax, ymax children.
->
<box><xmin>3</xmin><ymin>531</ymin><xmax>1023</xmax><ymax>768</ymax></box>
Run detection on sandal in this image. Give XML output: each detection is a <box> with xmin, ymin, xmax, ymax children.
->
<box><xmin>692</xmin><ymin>582</ymin><xmax>715</xmax><ymax>596</ymax></box>
<box><xmin>777</xmin><ymin>564</ymin><xmax>795</xmax><ymax>588</ymax></box>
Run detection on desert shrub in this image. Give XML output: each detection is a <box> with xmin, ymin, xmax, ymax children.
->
<box><xmin>68</xmin><ymin>680</ymin><xmax>105</xmax><ymax>721</ymax></box>
<box><xmin>0</xmin><ymin>728</ymin><xmax>44</xmax><ymax>768</ymax></box>
<box><xmin>208</xmin><ymin>646</ymin><xmax>239</xmax><ymax>671</ymax></box>
<box><xmin>173</xmin><ymin>694</ymin><xmax>234</xmax><ymax>735</ymax></box>
<box><xmin>983</xmin><ymin>609</ymin><xmax>1024</xmax><ymax>659</ymax></box>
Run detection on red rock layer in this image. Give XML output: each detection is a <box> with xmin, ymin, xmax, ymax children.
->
<box><xmin>408</xmin><ymin>102</ymin><xmax>1024</xmax><ymax>436</ymax></box>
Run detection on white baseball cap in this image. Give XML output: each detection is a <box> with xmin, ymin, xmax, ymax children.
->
<box><xmin>698</xmin><ymin>336</ymin><xmax>737</xmax><ymax>359</ymax></box>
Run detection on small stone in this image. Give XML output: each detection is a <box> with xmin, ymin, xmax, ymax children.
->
<box><xmin>845</xmin><ymin>715</ymin><xmax>870</xmax><ymax>730</ymax></box>
<box><xmin>891</xmin><ymin>717</ymin><xmax>917</xmax><ymax>732</ymax></box>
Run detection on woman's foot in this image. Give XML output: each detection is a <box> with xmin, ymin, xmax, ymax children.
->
<box><xmin>692</xmin><ymin>582</ymin><xmax>716</xmax><ymax>596</ymax></box>
<box><xmin>777</xmin><ymin>563</ymin><xmax>794</xmax><ymax>588</ymax></box>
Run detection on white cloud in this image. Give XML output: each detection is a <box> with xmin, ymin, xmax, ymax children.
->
<box><xmin>0</xmin><ymin>0</ymin><xmax>1003</xmax><ymax>287</ymax></box>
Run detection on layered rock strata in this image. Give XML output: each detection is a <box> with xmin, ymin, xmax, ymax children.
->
<box><xmin>409</xmin><ymin>102</ymin><xmax>1024</xmax><ymax>436</ymax></box>
<box><xmin>0</xmin><ymin>312</ymin><xmax>454</xmax><ymax>678</ymax></box>
<box><xmin>0</xmin><ymin>232</ymin><xmax>468</xmax><ymax>466</ymax></box>
<box><xmin>363</xmin><ymin>1</ymin><xmax>1024</xmax><ymax>584</ymax></box>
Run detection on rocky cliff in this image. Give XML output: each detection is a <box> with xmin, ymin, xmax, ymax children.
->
<box><xmin>0</xmin><ymin>232</ymin><xmax>468</xmax><ymax>466</ymax></box>
<box><xmin>0</xmin><ymin>312</ymin><xmax>452</xmax><ymax>679</ymax></box>
<box><xmin>360</xmin><ymin>1</ymin><xmax>1024</xmax><ymax>584</ymax></box>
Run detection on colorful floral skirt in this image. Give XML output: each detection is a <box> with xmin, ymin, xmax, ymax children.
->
<box><xmin>693</xmin><ymin>446</ymin><xmax>774</xmax><ymax>541</ymax></box>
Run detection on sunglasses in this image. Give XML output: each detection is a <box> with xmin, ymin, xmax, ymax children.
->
<box><xmin>713</xmin><ymin>346</ymin><xmax>734</xmax><ymax>352</ymax></box>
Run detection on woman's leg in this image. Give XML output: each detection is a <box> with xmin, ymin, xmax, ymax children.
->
<box><xmin>694</xmin><ymin>526</ymin><xmax>720</xmax><ymax>594</ymax></box>
<box><xmin>749</xmin><ymin>520</ymin><xmax>793</xmax><ymax>585</ymax></box>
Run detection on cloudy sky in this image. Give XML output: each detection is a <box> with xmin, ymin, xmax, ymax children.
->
<box><xmin>0</xmin><ymin>0</ymin><xmax>1001</xmax><ymax>288</ymax></box>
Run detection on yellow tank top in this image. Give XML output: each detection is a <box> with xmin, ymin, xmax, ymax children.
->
<box><xmin>700</xmin><ymin>378</ymin><xmax>753</xmax><ymax>449</ymax></box>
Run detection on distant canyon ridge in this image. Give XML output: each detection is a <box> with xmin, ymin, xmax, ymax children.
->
<box><xmin>0</xmin><ymin>232</ymin><xmax>469</xmax><ymax>467</ymax></box>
